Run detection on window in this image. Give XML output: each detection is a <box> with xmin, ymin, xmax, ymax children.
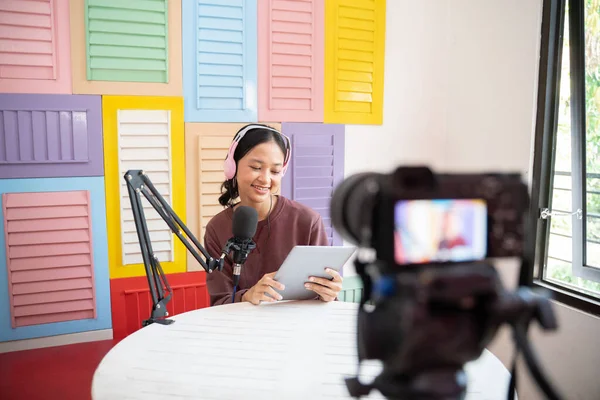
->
<box><xmin>532</xmin><ymin>0</ymin><xmax>600</xmax><ymax>313</ymax></box>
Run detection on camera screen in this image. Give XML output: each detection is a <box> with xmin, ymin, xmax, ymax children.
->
<box><xmin>394</xmin><ymin>199</ymin><xmax>487</xmax><ymax>264</ymax></box>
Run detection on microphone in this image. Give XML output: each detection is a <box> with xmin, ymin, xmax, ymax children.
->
<box><xmin>226</xmin><ymin>206</ymin><xmax>258</xmax><ymax>288</ymax></box>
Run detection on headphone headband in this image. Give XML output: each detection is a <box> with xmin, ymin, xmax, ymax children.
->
<box><xmin>223</xmin><ymin>124</ymin><xmax>291</xmax><ymax>180</ymax></box>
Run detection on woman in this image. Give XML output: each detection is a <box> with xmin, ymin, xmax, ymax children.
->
<box><xmin>204</xmin><ymin>124</ymin><xmax>343</xmax><ymax>306</ymax></box>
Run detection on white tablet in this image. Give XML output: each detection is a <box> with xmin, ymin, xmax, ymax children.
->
<box><xmin>273</xmin><ymin>245</ymin><xmax>356</xmax><ymax>301</ymax></box>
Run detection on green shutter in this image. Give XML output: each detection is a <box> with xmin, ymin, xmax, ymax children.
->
<box><xmin>84</xmin><ymin>0</ymin><xmax>169</xmax><ymax>83</ymax></box>
<box><xmin>338</xmin><ymin>275</ymin><xmax>363</xmax><ymax>303</ymax></box>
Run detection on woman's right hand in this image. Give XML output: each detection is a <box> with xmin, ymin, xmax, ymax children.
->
<box><xmin>242</xmin><ymin>272</ymin><xmax>285</xmax><ymax>305</ymax></box>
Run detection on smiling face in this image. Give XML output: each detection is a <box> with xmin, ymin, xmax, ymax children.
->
<box><xmin>235</xmin><ymin>140</ymin><xmax>286</xmax><ymax>206</ymax></box>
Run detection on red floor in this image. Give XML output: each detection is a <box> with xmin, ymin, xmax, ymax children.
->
<box><xmin>0</xmin><ymin>340</ymin><xmax>116</xmax><ymax>400</ymax></box>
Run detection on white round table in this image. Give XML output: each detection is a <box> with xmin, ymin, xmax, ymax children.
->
<box><xmin>92</xmin><ymin>301</ymin><xmax>512</xmax><ymax>399</ymax></box>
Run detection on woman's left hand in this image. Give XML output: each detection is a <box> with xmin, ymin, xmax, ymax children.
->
<box><xmin>305</xmin><ymin>268</ymin><xmax>343</xmax><ymax>302</ymax></box>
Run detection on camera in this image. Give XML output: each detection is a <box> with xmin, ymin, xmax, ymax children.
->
<box><xmin>331</xmin><ymin>166</ymin><xmax>562</xmax><ymax>400</ymax></box>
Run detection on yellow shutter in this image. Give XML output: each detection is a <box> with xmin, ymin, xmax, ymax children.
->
<box><xmin>103</xmin><ymin>96</ymin><xmax>186</xmax><ymax>279</ymax></box>
<box><xmin>324</xmin><ymin>0</ymin><xmax>386</xmax><ymax>125</ymax></box>
<box><xmin>184</xmin><ymin>123</ymin><xmax>281</xmax><ymax>271</ymax></box>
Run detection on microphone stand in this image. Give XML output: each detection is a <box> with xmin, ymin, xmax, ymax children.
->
<box><xmin>124</xmin><ymin>169</ymin><xmax>225</xmax><ymax>327</ymax></box>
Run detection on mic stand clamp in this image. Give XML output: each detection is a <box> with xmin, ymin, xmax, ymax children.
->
<box><xmin>229</xmin><ymin>239</ymin><xmax>256</xmax><ymax>287</ymax></box>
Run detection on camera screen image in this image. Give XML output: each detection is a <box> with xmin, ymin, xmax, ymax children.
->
<box><xmin>394</xmin><ymin>199</ymin><xmax>488</xmax><ymax>264</ymax></box>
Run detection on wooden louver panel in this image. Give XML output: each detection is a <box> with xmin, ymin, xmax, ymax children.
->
<box><xmin>281</xmin><ymin>123</ymin><xmax>345</xmax><ymax>245</ymax></box>
<box><xmin>117</xmin><ymin>109</ymin><xmax>174</xmax><ymax>265</ymax></box>
<box><xmin>258</xmin><ymin>0</ymin><xmax>324</xmax><ymax>122</ymax></box>
<box><xmin>3</xmin><ymin>191</ymin><xmax>97</xmax><ymax>328</ymax></box>
<box><xmin>85</xmin><ymin>0</ymin><xmax>169</xmax><ymax>83</ymax></box>
<box><xmin>0</xmin><ymin>0</ymin><xmax>57</xmax><ymax>80</ymax></box>
<box><xmin>324</xmin><ymin>0</ymin><xmax>385</xmax><ymax>125</ymax></box>
<box><xmin>198</xmin><ymin>130</ymin><xmax>231</xmax><ymax>240</ymax></box>
<box><xmin>183</xmin><ymin>0</ymin><xmax>258</xmax><ymax>122</ymax></box>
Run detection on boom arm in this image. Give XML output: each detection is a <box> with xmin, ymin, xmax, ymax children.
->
<box><xmin>124</xmin><ymin>169</ymin><xmax>224</xmax><ymax>327</ymax></box>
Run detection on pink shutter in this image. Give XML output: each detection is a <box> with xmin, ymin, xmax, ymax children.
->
<box><xmin>3</xmin><ymin>191</ymin><xmax>97</xmax><ymax>328</ymax></box>
<box><xmin>0</xmin><ymin>0</ymin><xmax>72</xmax><ymax>94</ymax></box>
<box><xmin>258</xmin><ymin>0</ymin><xmax>324</xmax><ymax>122</ymax></box>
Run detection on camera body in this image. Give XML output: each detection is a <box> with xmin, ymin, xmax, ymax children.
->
<box><xmin>333</xmin><ymin>166</ymin><xmax>530</xmax><ymax>270</ymax></box>
<box><xmin>331</xmin><ymin>166</ymin><xmax>557</xmax><ymax>400</ymax></box>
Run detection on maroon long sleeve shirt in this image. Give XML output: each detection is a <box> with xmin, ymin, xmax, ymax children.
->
<box><xmin>204</xmin><ymin>196</ymin><xmax>329</xmax><ymax>306</ymax></box>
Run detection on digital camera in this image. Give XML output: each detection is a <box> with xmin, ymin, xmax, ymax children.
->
<box><xmin>332</xmin><ymin>166</ymin><xmax>530</xmax><ymax>269</ymax></box>
<box><xmin>331</xmin><ymin>166</ymin><xmax>561</xmax><ymax>400</ymax></box>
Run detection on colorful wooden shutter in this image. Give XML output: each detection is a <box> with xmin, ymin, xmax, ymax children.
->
<box><xmin>0</xmin><ymin>0</ymin><xmax>71</xmax><ymax>94</ymax></box>
<box><xmin>324</xmin><ymin>0</ymin><xmax>385</xmax><ymax>125</ymax></box>
<box><xmin>117</xmin><ymin>109</ymin><xmax>174</xmax><ymax>266</ymax></box>
<box><xmin>257</xmin><ymin>0</ymin><xmax>324</xmax><ymax>122</ymax></box>
<box><xmin>281</xmin><ymin>123</ymin><xmax>345</xmax><ymax>245</ymax></box>
<box><xmin>183</xmin><ymin>0</ymin><xmax>258</xmax><ymax>122</ymax></box>
<box><xmin>69</xmin><ymin>1</ymin><xmax>181</xmax><ymax>95</ymax></box>
<box><xmin>197</xmin><ymin>127</ymin><xmax>230</xmax><ymax>241</ymax></box>
<box><xmin>84</xmin><ymin>0</ymin><xmax>168</xmax><ymax>83</ymax></box>
<box><xmin>0</xmin><ymin>94</ymin><xmax>103</xmax><ymax>179</ymax></box>
<box><xmin>103</xmin><ymin>96</ymin><xmax>186</xmax><ymax>279</ymax></box>
<box><xmin>3</xmin><ymin>191</ymin><xmax>97</xmax><ymax>328</ymax></box>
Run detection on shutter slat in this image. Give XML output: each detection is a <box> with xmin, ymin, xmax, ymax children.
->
<box><xmin>281</xmin><ymin>123</ymin><xmax>345</xmax><ymax>246</ymax></box>
<box><xmin>6</xmin><ymin>205</ymin><xmax>89</xmax><ymax>221</ymax></box>
<box><xmin>0</xmin><ymin>0</ymin><xmax>52</xmax><ymax>15</ymax></box>
<box><xmin>183</xmin><ymin>0</ymin><xmax>258</xmax><ymax>122</ymax></box>
<box><xmin>11</xmin><ymin>266</ymin><xmax>92</xmax><ymax>283</ymax></box>
<box><xmin>258</xmin><ymin>0</ymin><xmax>323</xmax><ymax>122</ymax></box>
<box><xmin>16</xmin><ymin>310</ymin><xmax>95</xmax><ymax>327</ymax></box>
<box><xmin>7</xmin><ymin>217</ymin><xmax>89</xmax><ymax>233</ymax></box>
<box><xmin>85</xmin><ymin>0</ymin><xmax>168</xmax><ymax>83</ymax></box>
<box><xmin>14</xmin><ymin>288</ymin><xmax>94</xmax><ymax>307</ymax></box>
<box><xmin>11</xmin><ymin>243</ymin><xmax>91</xmax><ymax>260</ymax></box>
<box><xmin>324</xmin><ymin>0</ymin><xmax>385</xmax><ymax>125</ymax></box>
<box><xmin>118</xmin><ymin>109</ymin><xmax>174</xmax><ymax>266</ymax></box>
<box><xmin>14</xmin><ymin>299</ymin><xmax>94</xmax><ymax>317</ymax></box>
<box><xmin>10</xmin><ymin>254</ymin><xmax>92</xmax><ymax>271</ymax></box>
<box><xmin>8</xmin><ymin>229</ymin><xmax>90</xmax><ymax>246</ymax></box>
<box><xmin>13</xmin><ymin>278</ymin><xmax>93</xmax><ymax>296</ymax></box>
<box><xmin>3</xmin><ymin>191</ymin><xmax>97</xmax><ymax>328</ymax></box>
<box><xmin>5</xmin><ymin>191</ymin><xmax>88</xmax><ymax>207</ymax></box>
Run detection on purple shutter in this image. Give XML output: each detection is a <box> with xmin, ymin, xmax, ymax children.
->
<box><xmin>281</xmin><ymin>123</ymin><xmax>345</xmax><ymax>246</ymax></box>
<box><xmin>0</xmin><ymin>94</ymin><xmax>103</xmax><ymax>179</ymax></box>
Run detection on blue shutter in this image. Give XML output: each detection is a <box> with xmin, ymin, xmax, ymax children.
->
<box><xmin>183</xmin><ymin>0</ymin><xmax>258</xmax><ymax>122</ymax></box>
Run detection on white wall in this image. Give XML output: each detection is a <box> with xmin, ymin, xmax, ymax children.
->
<box><xmin>344</xmin><ymin>1</ymin><xmax>600</xmax><ymax>399</ymax></box>
<box><xmin>345</xmin><ymin>1</ymin><xmax>449</xmax><ymax>177</ymax></box>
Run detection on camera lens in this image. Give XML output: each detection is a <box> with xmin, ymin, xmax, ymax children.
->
<box><xmin>331</xmin><ymin>172</ymin><xmax>382</xmax><ymax>245</ymax></box>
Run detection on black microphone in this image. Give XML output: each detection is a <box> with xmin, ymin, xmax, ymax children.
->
<box><xmin>227</xmin><ymin>206</ymin><xmax>258</xmax><ymax>288</ymax></box>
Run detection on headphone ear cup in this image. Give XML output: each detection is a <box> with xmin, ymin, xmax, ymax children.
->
<box><xmin>223</xmin><ymin>157</ymin><xmax>235</xmax><ymax>180</ymax></box>
<box><xmin>223</xmin><ymin>140</ymin><xmax>240</xmax><ymax>180</ymax></box>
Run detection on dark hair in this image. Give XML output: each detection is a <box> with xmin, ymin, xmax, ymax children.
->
<box><xmin>218</xmin><ymin>124</ymin><xmax>288</xmax><ymax>207</ymax></box>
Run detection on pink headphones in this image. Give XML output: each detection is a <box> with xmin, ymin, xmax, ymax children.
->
<box><xmin>223</xmin><ymin>124</ymin><xmax>292</xmax><ymax>180</ymax></box>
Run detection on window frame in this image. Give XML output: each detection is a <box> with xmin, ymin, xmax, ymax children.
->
<box><xmin>531</xmin><ymin>0</ymin><xmax>600</xmax><ymax>316</ymax></box>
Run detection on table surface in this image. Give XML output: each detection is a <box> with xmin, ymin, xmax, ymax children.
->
<box><xmin>92</xmin><ymin>301</ymin><xmax>512</xmax><ymax>400</ymax></box>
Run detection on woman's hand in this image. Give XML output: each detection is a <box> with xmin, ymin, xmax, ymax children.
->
<box><xmin>242</xmin><ymin>272</ymin><xmax>285</xmax><ymax>305</ymax></box>
<box><xmin>305</xmin><ymin>268</ymin><xmax>343</xmax><ymax>302</ymax></box>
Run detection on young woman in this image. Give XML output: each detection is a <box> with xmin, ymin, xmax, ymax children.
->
<box><xmin>204</xmin><ymin>124</ymin><xmax>343</xmax><ymax>306</ymax></box>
